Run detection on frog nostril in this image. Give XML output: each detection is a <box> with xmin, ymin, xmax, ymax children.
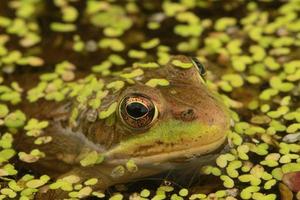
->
<box><xmin>180</xmin><ymin>109</ymin><xmax>196</xmax><ymax>121</ymax></box>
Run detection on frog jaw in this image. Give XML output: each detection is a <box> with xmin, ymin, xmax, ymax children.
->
<box><xmin>104</xmin><ymin>120</ymin><xmax>229</xmax><ymax>165</ymax></box>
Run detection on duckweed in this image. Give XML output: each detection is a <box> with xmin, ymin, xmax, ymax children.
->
<box><xmin>145</xmin><ymin>79</ymin><xmax>170</xmax><ymax>88</ymax></box>
<box><xmin>0</xmin><ymin>164</ymin><xmax>17</xmax><ymax>176</ymax></box>
<box><xmin>140</xmin><ymin>189</ymin><xmax>150</xmax><ymax>198</ymax></box>
<box><xmin>240</xmin><ymin>186</ymin><xmax>260</xmax><ymax>199</ymax></box>
<box><xmin>0</xmin><ymin>149</ymin><xmax>15</xmax><ymax>164</ymax></box>
<box><xmin>18</xmin><ymin>149</ymin><xmax>45</xmax><ymax>163</ymax></box>
<box><xmin>222</xmin><ymin>74</ymin><xmax>244</xmax><ymax>88</ymax></box>
<box><xmin>125</xmin><ymin>159</ymin><xmax>138</xmax><ymax>173</ymax></box>
<box><xmin>171</xmin><ymin>59</ymin><xmax>193</xmax><ymax>69</ymax></box>
<box><xmin>50</xmin><ymin>22</ymin><xmax>76</xmax><ymax>32</ymax></box>
<box><xmin>79</xmin><ymin>151</ymin><xmax>104</xmax><ymax>167</ymax></box>
<box><xmin>178</xmin><ymin>188</ymin><xmax>188</xmax><ymax>197</ymax></box>
<box><xmin>216</xmin><ymin>153</ymin><xmax>236</xmax><ymax>168</ymax></box>
<box><xmin>0</xmin><ymin>133</ymin><xmax>13</xmax><ymax>149</ymax></box>
<box><xmin>92</xmin><ymin>191</ymin><xmax>105</xmax><ymax>198</ymax></box>
<box><xmin>75</xmin><ymin>186</ymin><xmax>93</xmax><ymax>198</ymax></box>
<box><xmin>141</xmin><ymin>38</ymin><xmax>160</xmax><ymax>49</ymax></box>
<box><xmin>99</xmin><ymin>38</ymin><xmax>125</xmax><ymax>52</ymax></box>
<box><xmin>4</xmin><ymin>110</ymin><xmax>26</xmax><ymax>128</ymax></box>
<box><xmin>84</xmin><ymin>178</ymin><xmax>98</xmax><ymax>186</ymax></box>
<box><xmin>26</xmin><ymin>176</ymin><xmax>50</xmax><ymax>189</ymax></box>
<box><xmin>110</xmin><ymin>166</ymin><xmax>125</xmax><ymax>179</ymax></box>
<box><xmin>133</xmin><ymin>62</ymin><xmax>160</xmax><ymax>68</ymax></box>
<box><xmin>220</xmin><ymin>175</ymin><xmax>235</xmax><ymax>188</ymax></box>
<box><xmin>98</xmin><ymin>102</ymin><xmax>118</xmax><ymax>119</ymax></box>
<box><xmin>119</xmin><ymin>69</ymin><xmax>144</xmax><ymax>79</ymax></box>
<box><xmin>0</xmin><ymin>104</ymin><xmax>9</xmax><ymax>118</ymax></box>
<box><xmin>106</xmin><ymin>81</ymin><xmax>125</xmax><ymax>92</ymax></box>
<box><xmin>226</xmin><ymin>160</ymin><xmax>242</xmax><ymax>178</ymax></box>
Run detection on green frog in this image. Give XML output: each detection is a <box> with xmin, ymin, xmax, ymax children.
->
<box><xmin>14</xmin><ymin>55</ymin><xmax>231</xmax><ymax>199</ymax></box>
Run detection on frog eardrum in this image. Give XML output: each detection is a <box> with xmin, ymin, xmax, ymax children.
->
<box><xmin>119</xmin><ymin>94</ymin><xmax>158</xmax><ymax>129</ymax></box>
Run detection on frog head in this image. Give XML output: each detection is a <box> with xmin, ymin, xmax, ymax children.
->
<box><xmin>97</xmin><ymin>55</ymin><xmax>231</xmax><ymax>165</ymax></box>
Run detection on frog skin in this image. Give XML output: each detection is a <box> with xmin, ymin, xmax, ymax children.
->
<box><xmin>14</xmin><ymin>55</ymin><xmax>231</xmax><ymax>199</ymax></box>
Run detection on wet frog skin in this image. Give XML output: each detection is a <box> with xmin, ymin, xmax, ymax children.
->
<box><xmin>14</xmin><ymin>55</ymin><xmax>231</xmax><ymax>199</ymax></box>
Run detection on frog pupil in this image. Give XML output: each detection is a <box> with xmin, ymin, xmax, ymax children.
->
<box><xmin>126</xmin><ymin>102</ymin><xmax>148</xmax><ymax>119</ymax></box>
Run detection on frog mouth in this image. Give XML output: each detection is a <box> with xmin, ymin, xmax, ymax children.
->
<box><xmin>105</xmin><ymin>134</ymin><xmax>227</xmax><ymax>165</ymax></box>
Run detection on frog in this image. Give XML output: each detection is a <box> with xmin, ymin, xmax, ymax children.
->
<box><xmin>13</xmin><ymin>55</ymin><xmax>231</xmax><ymax>199</ymax></box>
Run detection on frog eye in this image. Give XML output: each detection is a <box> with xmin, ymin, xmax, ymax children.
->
<box><xmin>191</xmin><ymin>57</ymin><xmax>206</xmax><ymax>78</ymax></box>
<box><xmin>119</xmin><ymin>94</ymin><xmax>158</xmax><ymax>129</ymax></box>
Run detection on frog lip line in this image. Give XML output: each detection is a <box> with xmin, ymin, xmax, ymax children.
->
<box><xmin>104</xmin><ymin>134</ymin><xmax>227</xmax><ymax>165</ymax></box>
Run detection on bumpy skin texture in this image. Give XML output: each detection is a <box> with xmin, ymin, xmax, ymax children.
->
<box><xmin>14</xmin><ymin>55</ymin><xmax>231</xmax><ymax>199</ymax></box>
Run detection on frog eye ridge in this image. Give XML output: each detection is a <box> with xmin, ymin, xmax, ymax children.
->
<box><xmin>191</xmin><ymin>57</ymin><xmax>206</xmax><ymax>77</ymax></box>
<box><xmin>119</xmin><ymin>94</ymin><xmax>158</xmax><ymax>129</ymax></box>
